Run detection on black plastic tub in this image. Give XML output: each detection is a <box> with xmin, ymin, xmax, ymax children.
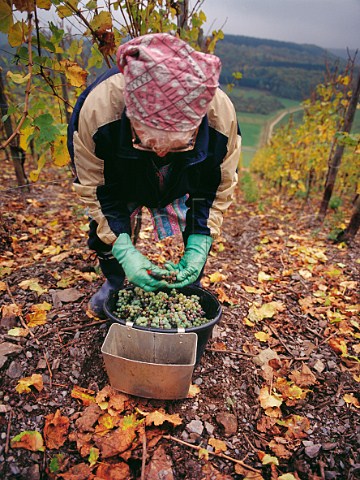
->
<box><xmin>104</xmin><ymin>285</ymin><xmax>222</xmax><ymax>364</ymax></box>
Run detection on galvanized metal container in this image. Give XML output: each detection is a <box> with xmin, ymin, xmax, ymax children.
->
<box><xmin>101</xmin><ymin>323</ymin><xmax>197</xmax><ymax>399</ymax></box>
<box><xmin>104</xmin><ymin>286</ymin><xmax>222</xmax><ymax>364</ymax></box>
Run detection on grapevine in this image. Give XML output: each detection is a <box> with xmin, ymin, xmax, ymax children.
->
<box><xmin>114</xmin><ymin>287</ymin><xmax>210</xmax><ymax>329</ymax></box>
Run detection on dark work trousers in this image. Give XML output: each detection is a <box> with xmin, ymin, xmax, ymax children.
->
<box><xmin>88</xmin><ymin>220</ymin><xmax>207</xmax><ymax>287</ymax></box>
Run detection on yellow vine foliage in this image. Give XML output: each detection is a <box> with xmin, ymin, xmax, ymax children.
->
<box><xmin>251</xmin><ymin>74</ymin><xmax>360</xmax><ymax>200</ymax></box>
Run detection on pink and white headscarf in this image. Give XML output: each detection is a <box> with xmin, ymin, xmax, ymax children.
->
<box><xmin>116</xmin><ymin>33</ymin><xmax>221</xmax><ymax>132</ymax></box>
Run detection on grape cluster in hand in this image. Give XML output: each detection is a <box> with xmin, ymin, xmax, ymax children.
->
<box><xmin>115</xmin><ymin>287</ymin><xmax>209</xmax><ymax>329</ymax></box>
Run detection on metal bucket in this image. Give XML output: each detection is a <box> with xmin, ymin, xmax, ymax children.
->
<box><xmin>101</xmin><ymin>323</ymin><xmax>197</xmax><ymax>399</ymax></box>
<box><xmin>104</xmin><ymin>285</ymin><xmax>222</xmax><ymax>364</ymax></box>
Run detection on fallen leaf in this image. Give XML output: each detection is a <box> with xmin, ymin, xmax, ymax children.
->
<box><xmin>18</xmin><ymin>278</ymin><xmax>47</xmax><ymax>295</ymax></box>
<box><xmin>57</xmin><ymin>462</ymin><xmax>92</xmax><ymax>479</ymax></box>
<box><xmin>16</xmin><ymin>374</ymin><xmax>44</xmax><ymax>394</ymax></box>
<box><xmin>94</xmin><ymin>424</ymin><xmax>137</xmax><ymax>458</ymax></box>
<box><xmin>255</xmin><ymin>331</ymin><xmax>271</xmax><ymax>342</ymax></box>
<box><xmin>215</xmin><ymin>287</ymin><xmax>232</xmax><ymax>304</ymax></box>
<box><xmin>11</xmin><ymin>430</ymin><xmax>45</xmax><ymax>451</ymax></box>
<box><xmin>208</xmin><ymin>437</ymin><xmax>227</xmax><ymax>453</ymax></box>
<box><xmin>44</xmin><ymin>410</ymin><xmax>70</xmax><ymax>449</ymax></box>
<box><xmin>187</xmin><ymin>384</ymin><xmax>200</xmax><ymax>398</ymax></box>
<box><xmin>268</xmin><ymin>439</ymin><xmax>292</xmax><ymax>459</ymax></box>
<box><xmin>234</xmin><ymin>464</ymin><xmax>264</xmax><ymax>479</ymax></box>
<box><xmin>7</xmin><ymin>327</ymin><xmax>29</xmax><ymax>337</ymax></box>
<box><xmin>198</xmin><ymin>448</ymin><xmax>209</xmax><ymax>460</ymax></box>
<box><xmin>328</xmin><ymin>337</ymin><xmax>348</xmax><ymax>356</ymax></box>
<box><xmin>1</xmin><ymin>303</ymin><xmax>22</xmax><ymax>319</ymax></box>
<box><xmin>259</xmin><ymin>386</ymin><xmax>283</xmax><ymax>409</ymax></box>
<box><xmin>95</xmin><ymin>462</ymin><xmax>130</xmax><ymax>479</ymax></box>
<box><xmin>289</xmin><ymin>364</ymin><xmax>317</xmax><ymax>387</ymax></box>
<box><xmin>145</xmin><ymin>410</ymin><xmax>182</xmax><ymax>427</ymax></box>
<box><xmin>261</xmin><ymin>453</ymin><xmax>279</xmax><ymax>465</ymax></box>
<box><xmin>258</xmin><ymin>271</ymin><xmax>273</xmax><ymax>282</ymax></box>
<box><xmin>26</xmin><ymin>310</ymin><xmax>47</xmax><ymax>327</ymax></box>
<box><xmin>88</xmin><ymin>447</ymin><xmax>99</xmax><ymax>467</ymax></box>
<box><xmin>75</xmin><ymin>403</ymin><xmax>102</xmax><ymax>433</ymax></box>
<box><xmin>248</xmin><ymin>301</ymin><xmax>284</xmax><ymax>323</ymax></box>
<box><xmin>71</xmin><ymin>385</ymin><xmax>95</xmax><ymax>406</ymax></box>
<box><xmin>209</xmin><ymin>271</ymin><xmax>227</xmax><ymax>283</ymax></box>
<box><xmin>343</xmin><ymin>393</ymin><xmax>360</xmax><ymax>408</ymax></box>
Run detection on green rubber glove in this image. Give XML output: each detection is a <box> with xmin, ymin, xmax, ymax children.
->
<box><xmin>165</xmin><ymin>234</ymin><xmax>213</xmax><ymax>288</ymax></box>
<box><xmin>112</xmin><ymin>233</ymin><xmax>169</xmax><ymax>292</ymax></box>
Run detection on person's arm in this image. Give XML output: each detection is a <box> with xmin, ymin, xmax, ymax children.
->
<box><xmin>166</xmin><ymin>89</ymin><xmax>241</xmax><ymax>288</ymax></box>
<box><xmin>70</xmin><ymin>76</ymin><xmax>169</xmax><ymax>290</ymax></box>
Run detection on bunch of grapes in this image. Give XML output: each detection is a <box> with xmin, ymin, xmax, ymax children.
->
<box><xmin>115</xmin><ymin>287</ymin><xmax>210</xmax><ymax>329</ymax></box>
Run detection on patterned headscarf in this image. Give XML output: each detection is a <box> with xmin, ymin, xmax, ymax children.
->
<box><xmin>116</xmin><ymin>33</ymin><xmax>221</xmax><ymax>132</ymax></box>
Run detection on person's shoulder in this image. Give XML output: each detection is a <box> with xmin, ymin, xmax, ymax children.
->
<box><xmin>207</xmin><ymin>88</ymin><xmax>237</xmax><ymax>134</ymax></box>
<box><xmin>79</xmin><ymin>70</ymin><xmax>126</xmax><ymax>127</ymax></box>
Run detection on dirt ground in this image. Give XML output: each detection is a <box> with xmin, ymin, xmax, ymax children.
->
<box><xmin>0</xmin><ymin>165</ymin><xmax>359</xmax><ymax>480</ymax></box>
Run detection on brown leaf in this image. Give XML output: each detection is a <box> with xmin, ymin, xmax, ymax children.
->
<box><xmin>145</xmin><ymin>445</ymin><xmax>174</xmax><ymax>480</ymax></box>
<box><xmin>75</xmin><ymin>403</ymin><xmax>102</xmax><ymax>433</ymax></box>
<box><xmin>201</xmin><ymin>461</ymin><xmax>234</xmax><ymax>479</ymax></box>
<box><xmin>11</xmin><ymin>430</ymin><xmax>45</xmax><ymax>451</ymax></box>
<box><xmin>289</xmin><ymin>364</ymin><xmax>317</xmax><ymax>387</ymax></box>
<box><xmin>268</xmin><ymin>439</ymin><xmax>293</xmax><ymax>459</ymax></box>
<box><xmin>68</xmin><ymin>431</ymin><xmax>93</xmax><ymax>457</ymax></box>
<box><xmin>145</xmin><ymin>410</ymin><xmax>182</xmax><ymax>427</ymax></box>
<box><xmin>234</xmin><ymin>464</ymin><xmax>264</xmax><ymax>479</ymax></box>
<box><xmin>44</xmin><ymin>409</ymin><xmax>70</xmax><ymax>449</ymax></box>
<box><xmin>94</xmin><ymin>425</ymin><xmax>137</xmax><ymax>458</ymax></box>
<box><xmin>58</xmin><ymin>462</ymin><xmax>93</xmax><ymax>479</ymax></box>
<box><xmin>328</xmin><ymin>337</ymin><xmax>348</xmax><ymax>356</ymax></box>
<box><xmin>95</xmin><ymin>462</ymin><xmax>130</xmax><ymax>480</ymax></box>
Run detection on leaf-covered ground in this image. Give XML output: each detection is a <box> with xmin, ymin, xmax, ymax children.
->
<box><xmin>0</xmin><ymin>162</ymin><xmax>359</xmax><ymax>480</ymax></box>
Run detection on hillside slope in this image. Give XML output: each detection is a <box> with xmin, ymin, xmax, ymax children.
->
<box><xmin>216</xmin><ymin>34</ymin><xmax>344</xmax><ymax>100</ymax></box>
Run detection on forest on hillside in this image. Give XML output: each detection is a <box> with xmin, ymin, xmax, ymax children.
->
<box><xmin>216</xmin><ymin>35</ymin><xmax>346</xmax><ymax>101</ymax></box>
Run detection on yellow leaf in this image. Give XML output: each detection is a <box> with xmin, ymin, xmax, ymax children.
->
<box><xmin>7</xmin><ymin>327</ymin><xmax>29</xmax><ymax>337</ymax></box>
<box><xmin>209</xmin><ymin>271</ymin><xmax>227</xmax><ymax>283</ymax></box>
<box><xmin>26</xmin><ymin>310</ymin><xmax>47</xmax><ymax>327</ymax></box>
<box><xmin>208</xmin><ymin>437</ymin><xmax>227</xmax><ymax>453</ymax></box>
<box><xmin>259</xmin><ymin>386</ymin><xmax>282</xmax><ymax>409</ymax></box>
<box><xmin>36</xmin><ymin>0</ymin><xmax>51</xmax><ymax>9</ymax></box>
<box><xmin>248</xmin><ymin>301</ymin><xmax>284</xmax><ymax>323</ymax></box>
<box><xmin>299</xmin><ymin>269</ymin><xmax>312</xmax><ymax>279</ymax></box>
<box><xmin>59</xmin><ymin>60</ymin><xmax>88</xmax><ymax>87</ymax></box>
<box><xmin>18</xmin><ymin>278</ymin><xmax>47</xmax><ymax>295</ymax></box>
<box><xmin>31</xmin><ymin>302</ymin><xmax>52</xmax><ymax>312</ymax></box>
<box><xmin>343</xmin><ymin>393</ymin><xmax>360</xmax><ymax>408</ymax></box>
<box><xmin>19</xmin><ymin>125</ymin><xmax>34</xmax><ymax>151</ymax></box>
<box><xmin>0</xmin><ymin>0</ymin><xmax>13</xmax><ymax>33</ymax></box>
<box><xmin>145</xmin><ymin>410</ymin><xmax>182</xmax><ymax>427</ymax></box>
<box><xmin>8</xmin><ymin>21</ymin><xmax>27</xmax><ymax>47</ymax></box>
<box><xmin>255</xmin><ymin>331</ymin><xmax>270</xmax><ymax>342</ymax></box>
<box><xmin>187</xmin><ymin>384</ymin><xmax>200</xmax><ymax>398</ymax></box>
<box><xmin>243</xmin><ymin>285</ymin><xmax>264</xmax><ymax>294</ymax></box>
<box><xmin>71</xmin><ymin>386</ymin><xmax>95</xmax><ymax>406</ymax></box>
<box><xmin>244</xmin><ymin>317</ymin><xmax>255</xmax><ymax>327</ymax></box>
<box><xmin>90</xmin><ymin>10</ymin><xmax>112</xmax><ymax>31</ymax></box>
<box><xmin>0</xmin><ymin>281</ymin><xmax>6</xmax><ymax>291</ymax></box>
<box><xmin>261</xmin><ymin>453</ymin><xmax>279</xmax><ymax>465</ymax></box>
<box><xmin>16</xmin><ymin>374</ymin><xmax>44</xmax><ymax>394</ymax></box>
<box><xmin>51</xmin><ymin>135</ymin><xmax>70</xmax><ymax>166</ymax></box>
<box><xmin>278</xmin><ymin>475</ymin><xmax>298</xmax><ymax>480</ymax></box>
<box><xmin>42</xmin><ymin>245</ymin><xmax>61</xmax><ymax>256</ymax></box>
<box><xmin>57</xmin><ymin>0</ymin><xmax>78</xmax><ymax>18</ymax></box>
<box><xmin>198</xmin><ymin>448</ymin><xmax>209</xmax><ymax>460</ymax></box>
<box><xmin>258</xmin><ymin>271</ymin><xmax>273</xmax><ymax>282</ymax></box>
<box><xmin>6</xmin><ymin>71</ymin><xmax>30</xmax><ymax>84</ymax></box>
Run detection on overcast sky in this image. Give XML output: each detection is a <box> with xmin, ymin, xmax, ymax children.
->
<box><xmin>202</xmin><ymin>0</ymin><xmax>360</xmax><ymax>50</ymax></box>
